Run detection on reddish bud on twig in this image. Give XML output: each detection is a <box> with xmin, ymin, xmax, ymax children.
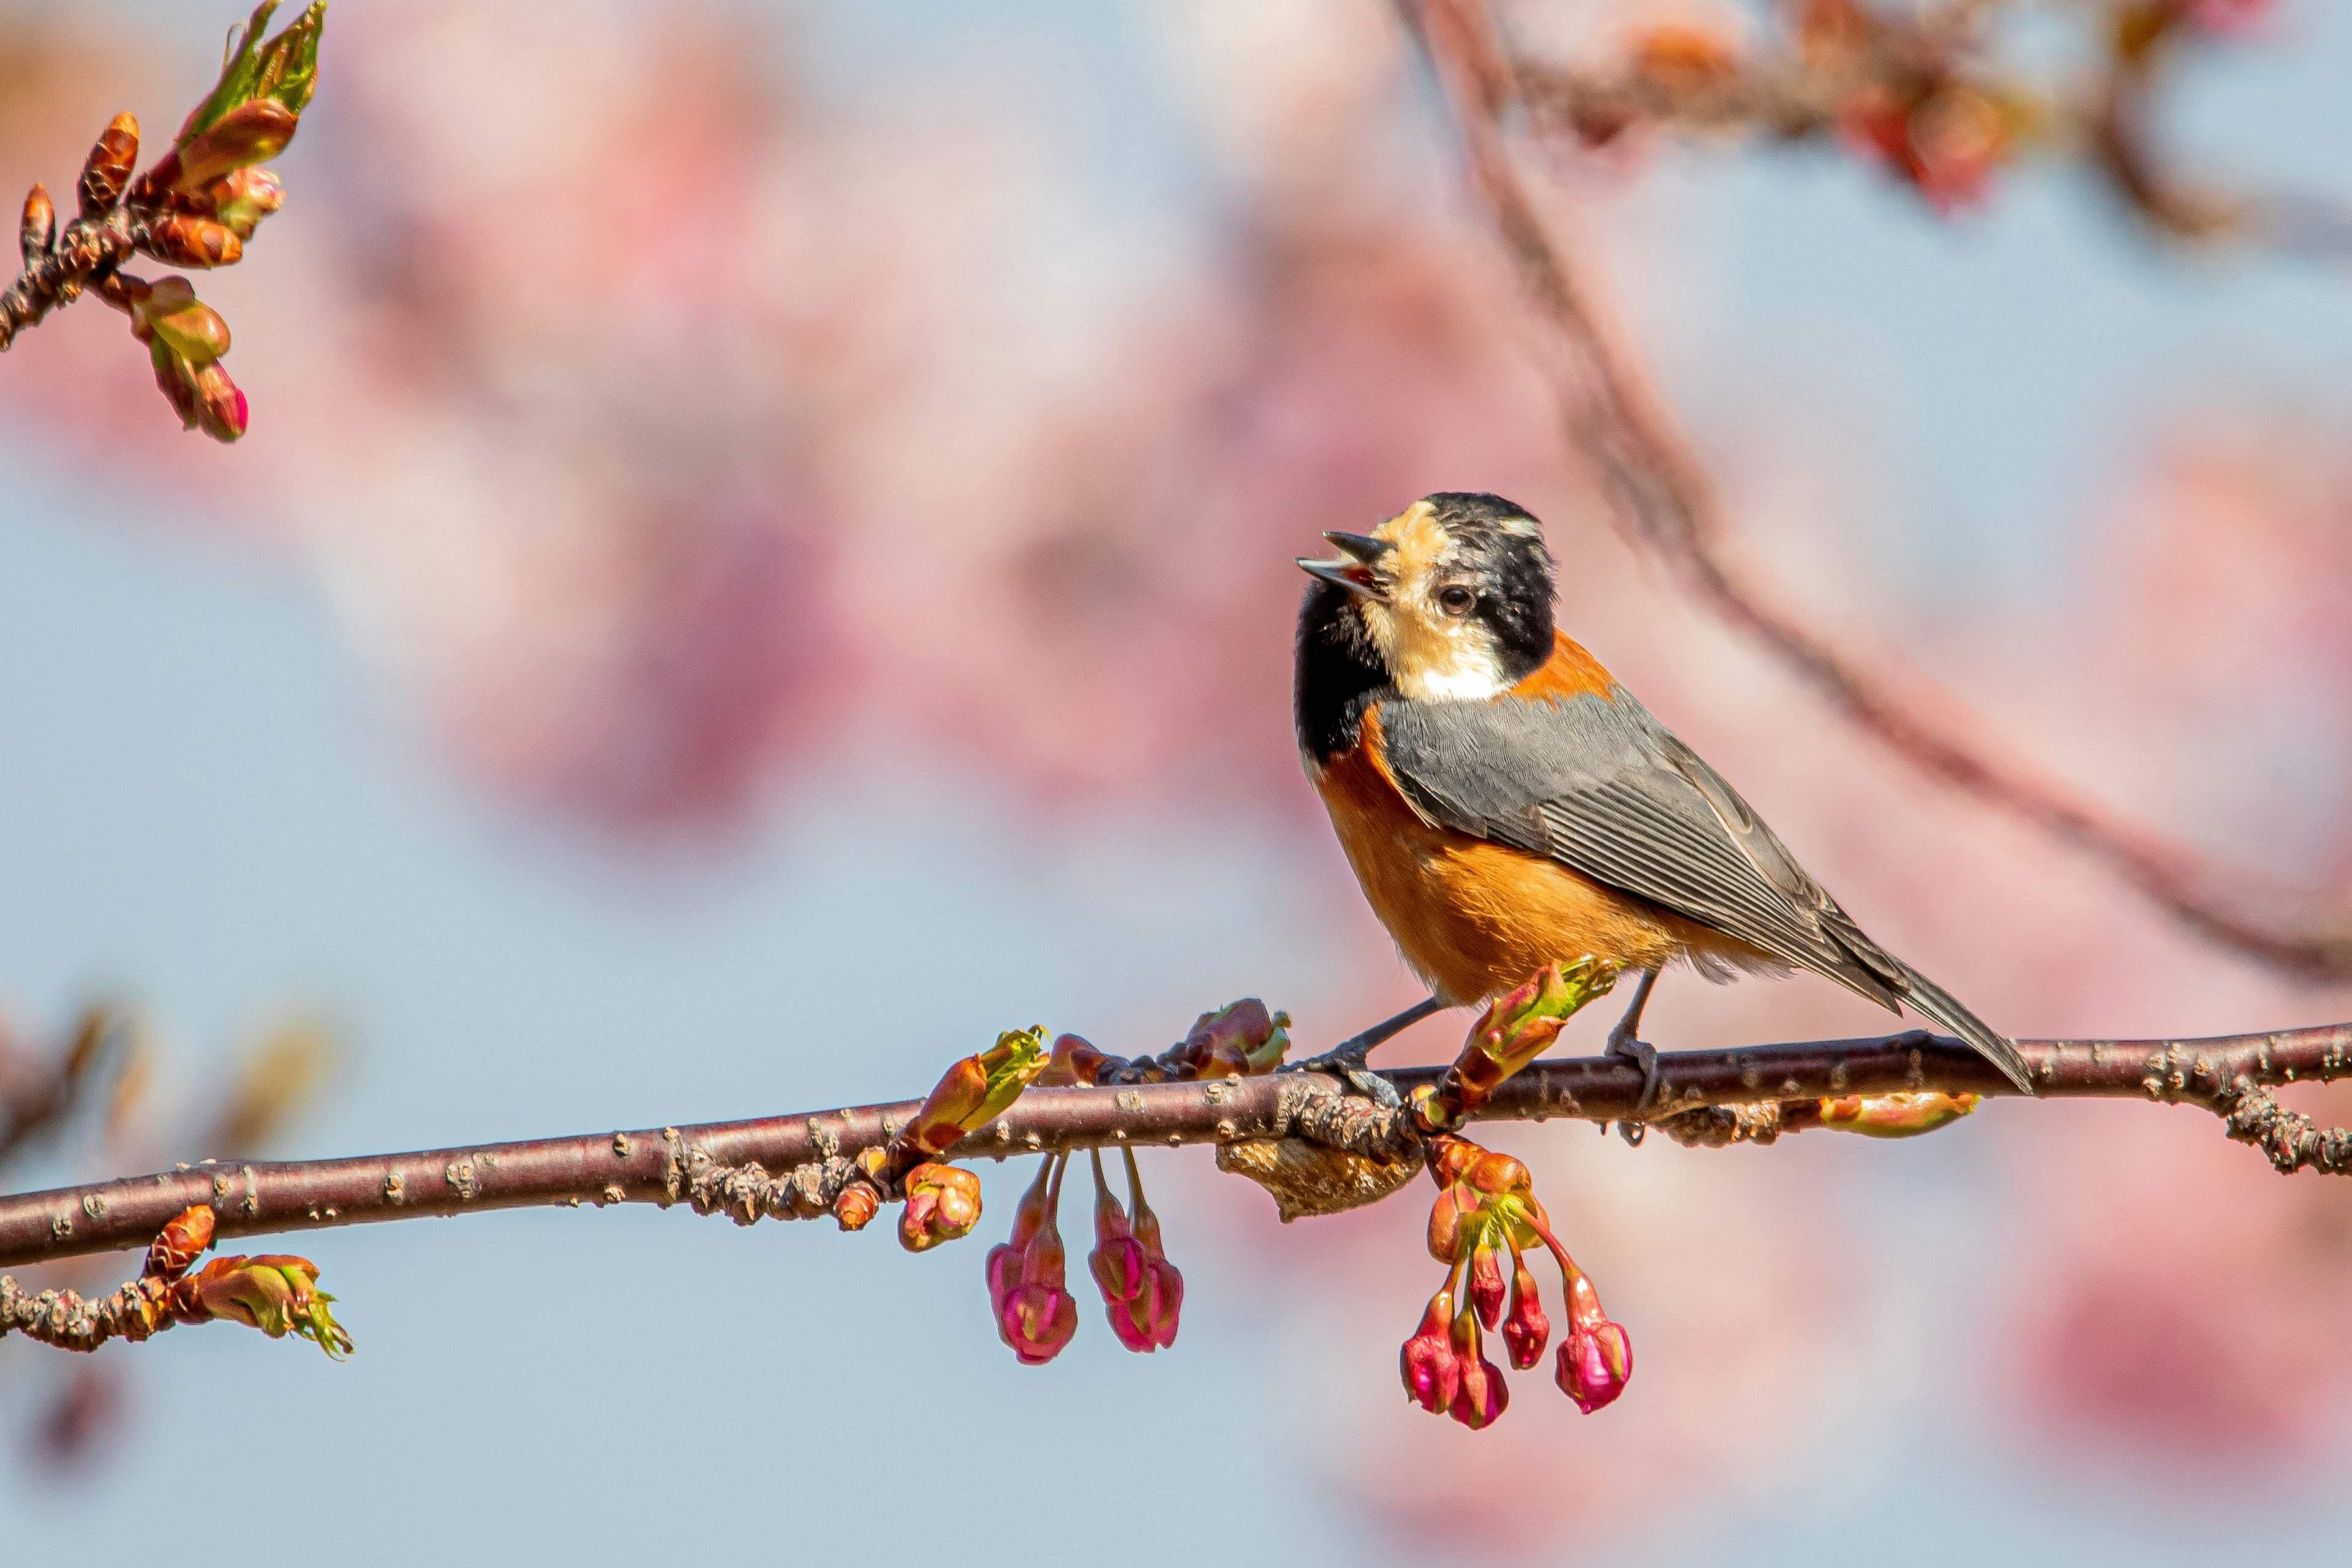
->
<box><xmin>1501</xmin><ymin>1253</ymin><xmax>1549</xmax><ymax>1371</ymax></box>
<box><xmin>202</xmin><ymin>167</ymin><xmax>287</xmax><ymax>241</ymax></box>
<box><xmin>898</xmin><ymin>1163</ymin><xmax>982</xmax><ymax>1253</ymax></box>
<box><xmin>1818</xmin><ymin>1090</ymin><xmax>1978</xmax><ymax>1137</ymax></box>
<box><xmin>1447</xmin><ymin>1302</ymin><xmax>1508</xmax><ymax>1430</ymax></box>
<box><xmin>1401</xmin><ymin>1287</ymin><xmax>1461</xmax><ymax>1414</ymax></box>
<box><xmin>1175</xmin><ymin>1000</ymin><xmax>1291</xmax><ymax>1079</ymax></box>
<box><xmin>138</xmin><ymin>214</ymin><xmax>243</xmax><ymax>270</ymax></box>
<box><xmin>830</xmin><ymin>1182</ymin><xmax>879</xmax><ymax>1232</ymax></box>
<box><xmin>1555</xmin><ymin>1268</ymin><xmax>1632</xmax><ymax>1414</ymax></box>
<box><xmin>143</xmin><ymin>1205</ymin><xmax>216</xmax><ymax>1280</ymax></box>
<box><xmin>985</xmin><ymin>1153</ymin><xmax>1078</xmax><ymax>1364</ymax></box>
<box><xmin>1467</xmin><ymin>1237</ymin><xmax>1507</xmax><ymax>1330</ymax></box>
<box><xmin>1038</xmin><ymin>1031</ymin><xmax>1112</xmax><ymax>1087</ymax></box>
<box><xmin>1091</xmin><ymin>1147</ymin><xmax>1180</xmax><ymax>1351</ymax></box>
<box><xmin>1427</xmin><ymin>959</ymin><xmax>1616</xmax><ymax>1129</ymax></box>
<box><xmin>20</xmin><ymin>185</ymin><xmax>55</xmax><ymax>265</ymax></box>
<box><xmin>78</xmin><ymin>114</ymin><xmax>140</xmax><ymax>219</ymax></box>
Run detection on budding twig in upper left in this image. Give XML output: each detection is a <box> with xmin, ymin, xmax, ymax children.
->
<box><xmin>0</xmin><ymin>1</ymin><xmax>326</xmax><ymax>443</ymax></box>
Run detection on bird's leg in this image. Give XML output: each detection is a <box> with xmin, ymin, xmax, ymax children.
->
<box><xmin>1605</xmin><ymin>967</ymin><xmax>1664</xmax><ymax>1115</ymax></box>
<box><xmin>1283</xmin><ymin>995</ymin><xmax>1446</xmax><ymax>1109</ymax></box>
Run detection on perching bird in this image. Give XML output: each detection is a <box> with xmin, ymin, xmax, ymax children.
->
<box><xmin>1289</xmin><ymin>491</ymin><xmax>2033</xmax><ymax>1107</ymax></box>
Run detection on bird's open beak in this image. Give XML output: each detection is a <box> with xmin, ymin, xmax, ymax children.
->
<box><xmin>1296</xmin><ymin>531</ymin><xmax>1393</xmax><ymax>600</ymax></box>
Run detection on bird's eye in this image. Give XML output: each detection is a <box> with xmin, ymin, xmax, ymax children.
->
<box><xmin>1437</xmin><ymin>586</ymin><xmax>1476</xmax><ymax>616</ymax></box>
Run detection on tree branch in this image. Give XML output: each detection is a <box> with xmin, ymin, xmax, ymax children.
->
<box><xmin>1404</xmin><ymin>0</ymin><xmax>2352</xmax><ymax>982</ymax></box>
<box><xmin>5</xmin><ymin>1020</ymin><xmax>2348</xmax><ymax>1270</ymax></box>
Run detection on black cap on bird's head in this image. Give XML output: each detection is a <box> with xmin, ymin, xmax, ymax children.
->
<box><xmin>1296</xmin><ymin>492</ymin><xmax>1555</xmax><ymax>707</ymax></box>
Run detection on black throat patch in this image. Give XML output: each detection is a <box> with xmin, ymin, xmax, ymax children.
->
<box><xmin>1294</xmin><ymin>578</ymin><xmax>1392</xmax><ymax>766</ymax></box>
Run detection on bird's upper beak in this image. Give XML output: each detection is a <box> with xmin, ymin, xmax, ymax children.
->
<box><xmin>1296</xmin><ymin>530</ymin><xmax>1393</xmax><ymax>600</ymax></box>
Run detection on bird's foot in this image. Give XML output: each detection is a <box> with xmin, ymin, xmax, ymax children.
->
<box><xmin>1282</xmin><ymin>1039</ymin><xmax>1403</xmax><ymax>1111</ymax></box>
<box><xmin>1607</xmin><ymin>1027</ymin><xmax>1664</xmax><ymax>1121</ymax></box>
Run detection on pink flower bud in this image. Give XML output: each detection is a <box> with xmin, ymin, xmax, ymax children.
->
<box><xmin>1556</xmin><ymin>1321</ymin><xmax>1633</xmax><ymax>1414</ymax></box>
<box><xmin>1468</xmin><ymin>1239</ymin><xmax>1507</xmax><ymax>1330</ymax></box>
<box><xmin>898</xmin><ymin>1163</ymin><xmax>982</xmax><ymax>1253</ymax></box>
<box><xmin>1448</xmin><ymin>1306</ymin><xmax>1509</xmax><ymax>1431</ymax></box>
<box><xmin>1400</xmin><ymin>1288</ymin><xmax>1461</xmax><ymax>1414</ymax></box>
<box><xmin>1098</xmin><ymin>1147</ymin><xmax>1180</xmax><ymax>1351</ymax></box>
<box><xmin>986</xmin><ymin>1152</ymin><xmax>1080</xmax><ymax>1365</ymax></box>
<box><xmin>1501</xmin><ymin>1255</ymin><xmax>1549</xmax><ymax>1371</ymax></box>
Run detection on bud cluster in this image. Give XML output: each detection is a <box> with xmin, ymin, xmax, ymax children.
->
<box><xmin>1041</xmin><ymin>999</ymin><xmax>1290</xmax><ymax>1088</ymax></box>
<box><xmin>1402</xmin><ymin>1137</ymin><xmax>1630</xmax><ymax>1427</ymax></box>
<box><xmin>4</xmin><ymin>2</ymin><xmax>323</xmax><ymax>437</ymax></box>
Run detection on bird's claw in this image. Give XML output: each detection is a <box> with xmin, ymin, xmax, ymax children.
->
<box><xmin>1283</xmin><ymin>1045</ymin><xmax>1404</xmax><ymax>1111</ymax></box>
<box><xmin>1608</xmin><ymin>1030</ymin><xmax>1664</xmax><ymax>1121</ymax></box>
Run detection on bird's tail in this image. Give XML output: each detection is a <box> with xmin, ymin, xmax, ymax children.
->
<box><xmin>1894</xmin><ymin>963</ymin><xmax>2034</xmax><ymax>1095</ymax></box>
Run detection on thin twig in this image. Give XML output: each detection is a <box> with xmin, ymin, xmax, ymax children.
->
<box><xmin>6</xmin><ymin>1020</ymin><xmax>2348</xmax><ymax>1269</ymax></box>
<box><xmin>1405</xmin><ymin>0</ymin><xmax>2352</xmax><ymax>981</ymax></box>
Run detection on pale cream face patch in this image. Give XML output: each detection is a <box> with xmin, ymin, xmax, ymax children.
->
<box><xmin>1358</xmin><ymin>500</ymin><xmax>1509</xmax><ymax>701</ymax></box>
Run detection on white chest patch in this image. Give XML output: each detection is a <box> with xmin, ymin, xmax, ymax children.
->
<box><xmin>1395</xmin><ymin>662</ymin><xmax>1507</xmax><ymax>701</ymax></box>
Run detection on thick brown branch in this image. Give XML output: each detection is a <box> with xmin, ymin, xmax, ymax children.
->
<box><xmin>4</xmin><ymin>1022</ymin><xmax>2348</xmax><ymax>1269</ymax></box>
<box><xmin>1407</xmin><ymin>0</ymin><xmax>2352</xmax><ymax>981</ymax></box>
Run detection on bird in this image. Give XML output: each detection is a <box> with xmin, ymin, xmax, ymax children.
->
<box><xmin>1287</xmin><ymin>491</ymin><xmax>2034</xmax><ymax>1112</ymax></box>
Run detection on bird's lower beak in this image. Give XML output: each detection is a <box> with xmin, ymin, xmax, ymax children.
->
<box><xmin>1296</xmin><ymin>530</ymin><xmax>1392</xmax><ymax>600</ymax></box>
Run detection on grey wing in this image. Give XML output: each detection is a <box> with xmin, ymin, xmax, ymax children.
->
<box><xmin>1376</xmin><ymin>689</ymin><xmax>1905</xmax><ymax>1003</ymax></box>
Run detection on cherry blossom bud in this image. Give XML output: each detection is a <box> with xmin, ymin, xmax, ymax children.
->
<box><xmin>148</xmin><ymin>338</ymin><xmax>249</xmax><ymax>443</ymax></box>
<box><xmin>898</xmin><ymin>1163</ymin><xmax>981</xmax><ymax>1252</ymax></box>
<box><xmin>986</xmin><ymin>1153</ymin><xmax>1077</xmax><ymax>1364</ymax></box>
<box><xmin>20</xmin><ymin>184</ymin><xmax>55</xmax><ymax>264</ymax></box>
<box><xmin>1178</xmin><ymin>999</ymin><xmax>1290</xmax><ymax>1078</ymax></box>
<box><xmin>78</xmin><ymin>113</ymin><xmax>139</xmax><ymax>218</ymax></box>
<box><xmin>1447</xmin><ymin>1305</ymin><xmax>1508</xmax><ymax>1430</ymax></box>
<box><xmin>133</xmin><ymin>277</ymin><xmax>232</xmax><ymax>364</ymax></box>
<box><xmin>143</xmin><ymin>1205</ymin><xmax>216</xmax><ymax>1280</ymax></box>
<box><xmin>138</xmin><ymin>214</ymin><xmax>243</xmax><ymax>270</ymax></box>
<box><xmin>1557</xmin><ymin>1320</ymin><xmax>1633</xmax><ymax>1414</ymax></box>
<box><xmin>1400</xmin><ymin>1287</ymin><xmax>1461</xmax><ymax>1414</ymax></box>
<box><xmin>1087</xmin><ymin>1150</ymin><xmax>1148</xmax><ymax>1306</ymax></box>
<box><xmin>206</xmin><ymin>167</ymin><xmax>286</xmax><ymax>240</ymax></box>
<box><xmin>1468</xmin><ymin>1238</ymin><xmax>1507</xmax><ymax>1330</ymax></box>
<box><xmin>1501</xmin><ymin>1255</ymin><xmax>1550</xmax><ymax>1371</ymax></box>
<box><xmin>1038</xmin><ymin>1031</ymin><xmax>1112</xmax><ymax>1087</ymax></box>
<box><xmin>1114</xmin><ymin>1147</ymin><xmax>1182</xmax><ymax>1350</ymax></box>
<box><xmin>831</xmin><ymin>1183</ymin><xmax>879</xmax><ymax>1232</ymax></box>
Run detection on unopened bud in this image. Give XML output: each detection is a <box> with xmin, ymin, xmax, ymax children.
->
<box><xmin>1819</xmin><ymin>1090</ymin><xmax>1979</xmax><ymax>1138</ymax></box>
<box><xmin>1468</xmin><ymin>1238</ymin><xmax>1507</xmax><ymax>1330</ymax></box>
<box><xmin>1447</xmin><ymin>1305</ymin><xmax>1507</xmax><ymax>1430</ymax></box>
<box><xmin>138</xmin><ymin>215</ymin><xmax>242</xmax><ymax>270</ymax></box>
<box><xmin>78</xmin><ymin>113</ymin><xmax>139</xmax><ymax>218</ymax></box>
<box><xmin>1556</xmin><ymin>1319</ymin><xmax>1633</xmax><ymax>1414</ymax></box>
<box><xmin>206</xmin><ymin>167</ymin><xmax>286</xmax><ymax>240</ymax></box>
<box><xmin>899</xmin><ymin>1163</ymin><xmax>982</xmax><ymax>1253</ymax></box>
<box><xmin>1400</xmin><ymin>1287</ymin><xmax>1461</xmax><ymax>1414</ymax></box>
<box><xmin>143</xmin><ymin>1205</ymin><xmax>216</xmax><ymax>1280</ymax></box>
<box><xmin>20</xmin><ymin>184</ymin><xmax>55</xmax><ymax>264</ymax></box>
<box><xmin>1501</xmin><ymin>1255</ymin><xmax>1550</xmax><ymax>1370</ymax></box>
<box><xmin>831</xmin><ymin>1182</ymin><xmax>879</xmax><ymax>1233</ymax></box>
